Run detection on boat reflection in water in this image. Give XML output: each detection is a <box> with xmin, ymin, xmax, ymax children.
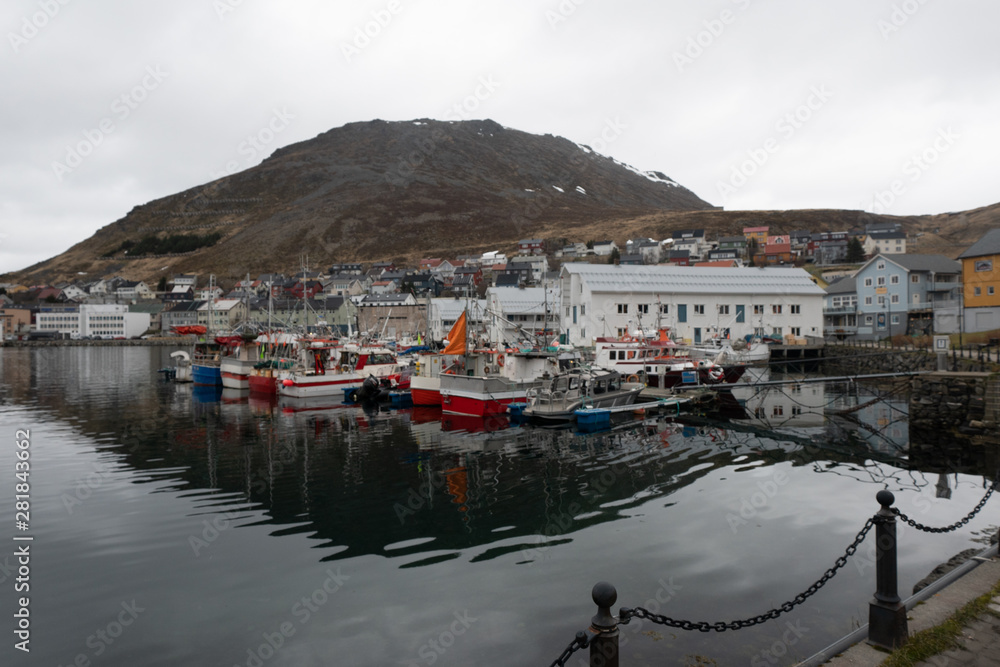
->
<box><xmin>6</xmin><ymin>347</ymin><xmax>997</xmax><ymax>667</ymax></box>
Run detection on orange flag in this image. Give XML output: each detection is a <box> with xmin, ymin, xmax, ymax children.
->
<box><xmin>442</xmin><ymin>311</ymin><xmax>467</xmax><ymax>355</ymax></box>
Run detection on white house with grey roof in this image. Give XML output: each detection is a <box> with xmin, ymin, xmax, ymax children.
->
<box><xmin>486</xmin><ymin>285</ymin><xmax>560</xmax><ymax>346</ymax></box>
<box><xmin>558</xmin><ymin>263</ymin><xmax>826</xmax><ymax>346</ymax></box>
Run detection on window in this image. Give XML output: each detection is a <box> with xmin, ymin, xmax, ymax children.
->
<box><xmin>911</xmin><ymin>275</ymin><xmax>920</xmax><ymax>283</ymax></box>
<box><xmin>990</xmin><ymin>287</ymin><xmax>995</xmax><ymax>296</ymax></box>
<box><xmin>580</xmin><ymin>305</ymin><xmax>586</xmax><ymax>315</ymax></box>
<box><xmin>753</xmin><ymin>305</ymin><xmax>764</xmax><ymax>315</ymax></box>
<box><xmin>891</xmin><ymin>315</ymin><xmax>900</xmax><ymax>324</ymax></box>
<box><xmin>891</xmin><ymin>294</ymin><xmax>899</xmax><ymax>304</ymax></box>
<box><xmin>617</xmin><ymin>304</ymin><xmax>628</xmax><ymax>314</ymax></box>
<box><xmin>772</xmin><ymin>304</ymin><xmax>782</xmax><ymax>314</ymax></box>
<box><xmin>865</xmin><ymin>315</ymin><xmax>873</xmax><ymax>324</ymax></box>
<box><xmin>617</xmin><ymin>328</ymin><xmax>627</xmax><ymax>337</ymax></box>
<box><xmin>754</xmin><ymin>327</ymin><xmax>764</xmax><ymax>337</ymax></box>
<box><xmin>659</xmin><ymin>304</ymin><xmax>669</xmax><ymax>314</ymax></box>
<box><xmin>877</xmin><ymin>261</ymin><xmax>885</xmax><ymax>270</ymax></box>
<box><xmin>791</xmin><ymin>406</ymin><xmax>802</xmax><ymax>416</ymax></box>
<box><xmin>975</xmin><ymin>287</ymin><xmax>982</xmax><ymax>296</ymax></box>
<box><xmin>877</xmin><ymin>276</ymin><xmax>885</xmax><ymax>286</ymax></box>
<box><xmin>693</xmin><ymin>304</ymin><xmax>705</xmax><ymax>315</ymax></box>
<box><xmin>755</xmin><ymin>407</ymin><xmax>766</xmax><ymax>419</ymax></box>
<box><xmin>877</xmin><ymin>296</ymin><xmax>885</xmax><ymax>305</ymax></box>
<box><xmin>772</xmin><ymin>405</ymin><xmax>784</xmax><ymax>416</ymax></box>
<box><xmin>790</xmin><ymin>327</ymin><xmax>801</xmax><ymax>336</ymax></box>
<box><xmin>890</xmin><ymin>275</ymin><xmax>899</xmax><ymax>284</ymax></box>
<box><xmin>790</xmin><ymin>305</ymin><xmax>800</xmax><ymax>314</ymax></box>
<box><xmin>736</xmin><ymin>304</ymin><xmax>745</xmax><ymax>323</ymax></box>
<box><xmin>637</xmin><ymin>304</ymin><xmax>648</xmax><ymax>314</ymax></box>
<box><xmin>771</xmin><ymin>327</ymin><xmax>782</xmax><ymax>337</ymax></box>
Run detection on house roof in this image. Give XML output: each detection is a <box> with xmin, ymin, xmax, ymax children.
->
<box><xmin>719</xmin><ymin>236</ymin><xmax>746</xmax><ymax>244</ymax></box>
<box><xmin>694</xmin><ymin>260</ymin><xmax>739</xmax><ymax>268</ymax></box>
<box><xmin>868</xmin><ymin>230</ymin><xmax>907</xmax><ymax>240</ymax></box>
<box><xmin>488</xmin><ymin>286</ymin><xmax>560</xmax><ymax>315</ymax></box>
<box><xmin>764</xmin><ymin>243</ymin><xmax>792</xmax><ymax>254</ymax></box>
<box><xmin>560</xmin><ymin>263</ymin><xmax>826</xmax><ymax>296</ymax></box>
<box><xmin>495</xmin><ymin>273</ymin><xmax>521</xmax><ymax>287</ymax></box>
<box><xmin>824</xmin><ymin>276</ymin><xmax>857</xmax><ymax>295</ymax></box>
<box><xmin>876</xmin><ymin>253</ymin><xmax>960</xmax><ymax>274</ymax></box>
<box><xmin>743</xmin><ymin>226</ymin><xmax>769</xmax><ymax>233</ymax></box>
<box><xmin>957</xmin><ymin>229</ymin><xmax>1000</xmax><ymax>260</ymax></box>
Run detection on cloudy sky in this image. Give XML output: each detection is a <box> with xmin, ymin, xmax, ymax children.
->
<box><xmin>2</xmin><ymin>0</ymin><xmax>998</xmax><ymax>274</ymax></box>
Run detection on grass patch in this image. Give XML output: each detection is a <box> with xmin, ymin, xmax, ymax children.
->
<box><xmin>880</xmin><ymin>577</ymin><xmax>1000</xmax><ymax>666</ymax></box>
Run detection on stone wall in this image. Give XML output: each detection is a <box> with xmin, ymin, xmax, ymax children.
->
<box><xmin>909</xmin><ymin>371</ymin><xmax>999</xmax><ymax>473</ymax></box>
<box><xmin>823</xmin><ymin>348</ymin><xmax>937</xmax><ymax>376</ymax></box>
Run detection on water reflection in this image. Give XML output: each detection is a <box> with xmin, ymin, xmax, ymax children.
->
<box><xmin>1</xmin><ymin>347</ymin><xmax>997</xmax><ymax>667</ymax></box>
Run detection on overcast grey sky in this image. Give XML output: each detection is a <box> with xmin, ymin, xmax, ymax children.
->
<box><xmin>2</xmin><ymin>0</ymin><xmax>997</xmax><ymax>275</ymax></box>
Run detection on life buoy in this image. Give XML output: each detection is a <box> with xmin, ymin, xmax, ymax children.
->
<box><xmin>709</xmin><ymin>368</ymin><xmax>724</xmax><ymax>382</ymax></box>
<box><xmin>497</xmin><ymin>354</ymin><xmax>504</xmax><ymax>367</ymax></box>
<box><xmin>627</xmin><ymin>374</ymin><xmax>639</xmax><ymax>383</ymax></box>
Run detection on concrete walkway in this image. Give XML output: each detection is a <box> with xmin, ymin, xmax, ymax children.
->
<box><xmin>822</xmin><ymin>559</ymin><xmax>1000</xmax><ymax>667</ymax></box>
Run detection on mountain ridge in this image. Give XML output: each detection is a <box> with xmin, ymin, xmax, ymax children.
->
<box><xmin>6</xmin><ymin>119</ymin><xmax>998</xmax><ymax>285</ymax></box>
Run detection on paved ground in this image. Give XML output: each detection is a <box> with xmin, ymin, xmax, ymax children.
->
<box><xmin>821</xmin><ymin>558</ymin><xmax>1000</xmax><ymax>667</ymax></box>
<box><xmin>911</xmin><ymin>593</ymin><xmax>1000</xmax><ymax>667</ymax></box>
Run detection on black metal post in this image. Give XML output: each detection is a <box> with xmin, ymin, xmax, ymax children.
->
<box><xmin>868</xmin><ymin>490</ymin><xmax>909</xmax><ymax>650</ymax></box>
<box><xmin>589</xmin><ymin>582</ymin><xmax>619</xmax><ymax>667</ymax></box>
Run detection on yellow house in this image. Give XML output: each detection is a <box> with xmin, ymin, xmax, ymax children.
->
<box><xmin>957</xmin><ymin>229</ymin><xmax>1000</xmax><ymax>332</ymax></box>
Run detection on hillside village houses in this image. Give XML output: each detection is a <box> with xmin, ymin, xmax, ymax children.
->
<box><xmin>4</xmin><ymin>225</ymin><xmax>998</xmax><ymax>345</ymax></box>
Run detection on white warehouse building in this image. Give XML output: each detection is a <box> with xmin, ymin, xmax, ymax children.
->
<box><xmin>558</xmin><ymin>264</ymin><xmax>826</xmax><ymax>346</ymax></box>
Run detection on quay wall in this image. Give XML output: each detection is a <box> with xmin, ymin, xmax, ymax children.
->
<box><xmin>1</xmin><ymin>338</ymin><xmax>188</xmax><ymax>348</ymax></box>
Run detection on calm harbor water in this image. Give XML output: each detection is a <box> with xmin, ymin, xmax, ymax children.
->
<box><xmin>0</xmin><ymin>346</ymin><xmax>997</xmax><ymax>666</ymax></box>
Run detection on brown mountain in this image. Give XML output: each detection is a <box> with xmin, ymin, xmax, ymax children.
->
<box><xmin>7</xmin><ymin>119</ymin><xmax>999</xmax><ymax>285</ymax></box>
<box><xmin>8</xmin><ymin>119</ymin><xmax>713</xmax><ymax>284</ymax></box>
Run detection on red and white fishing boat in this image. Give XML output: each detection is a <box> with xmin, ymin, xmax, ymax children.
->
<box><xmin>596</xmin><ymin>332</ymin><xmax>746</xmax><ymax>389</ymax></box>
<box><xmin>410</xmin><ymin>353</ymin><xmax>458</xmax><ymax>406</ymax></box>
<box><xmin>248</xmin><ymin>332</ymin><xmax>299</xmax><ymax>396</ymax></box>
<box><xmin>276</xmin><ymin>339</ymin><xmax>406</xmax><ymax>398</ymax></box>
<box><xmin>219</xmin><ymin>334</ymin><xmax>262</xmax><ymax>390</ymax></box>
<box><xmin>436</xmin><ymin>312</ymin><xmax>574</xmax><ymax>417</ymax></box>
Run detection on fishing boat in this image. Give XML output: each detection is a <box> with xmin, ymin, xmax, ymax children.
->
<box><xmin>276</xmin><ymin>340</ymin><xmax>407</xmax><ymax>398</ymax></box>
<box><xmin>522</xmin><ymin>367</ymin><xmax>644</xmax><ymax>423</ymax></box>
<box><xmin>642</xmin><ymin>357</ymin><xmax>747</xmax><ymax>390</ymax></box>
<box><xmin>410</xmin><ymin>352</ymin><xmax>460</xmax><ymax>407</ymax></box>
<box><xmin>219</xmin><ymin>333</ymin><xmax>261</xmax><ymax>390</ymax></box>
<box><xmin>684</xmin><ymin>335</ymin><xmax>770</xmax><ymax>365</ymax></box>
<box><xmin>248</xmin><ymin>332</ymin><xmax>299</xmax><ymax>396</ymax></box>
<box><xmin>593</xmin><ymin>330</ymin><xmax>681</xmax><ymax>371</ymax></box>
<box><xmin>168</xmin><ymin>350</ymin><xmax>193</xmax><ymax>382</ymax></box>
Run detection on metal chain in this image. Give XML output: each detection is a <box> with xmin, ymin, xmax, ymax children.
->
<box><xmin>548</xmin><ymin>630</ymin><xmax>589</xmax><ymax>667</ymax></box>
<box><xmin>895</xmin><ymin>481</ymin><xmax>998</xmax><ymax>534</ymax></box>
<box><xmin>619</xmin><ymin>517</ymin><xmax>876</xmax><ymax>632</ymax></box>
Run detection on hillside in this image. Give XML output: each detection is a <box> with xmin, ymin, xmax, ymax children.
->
<box><xmin>6</xmin><ymin>119</ymin><xmax>999</xmax><ymax>286</ymax></box>
<box><xmin>7</xmin><ymin>119</ymin><xmax>713</xmax><ymax>284</ymax></box>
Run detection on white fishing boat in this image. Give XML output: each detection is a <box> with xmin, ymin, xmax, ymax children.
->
<box><xmin>522</xmin><ymin>367</ymin><xmax>643</xmax><ymax>423</ymax></box>
<box><xmin>684</xmin><ymin>336</ymin><xmax>770</xmax><ymax>365</ymax></box>
<box><xmin>276</xmin><ymin>340</ymin><xmax>406</xmax><ymax>398</ymax></box>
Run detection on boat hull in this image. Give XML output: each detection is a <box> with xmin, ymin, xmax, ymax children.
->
<box><xmin>220</xmin><ymin>357</ymin><xmax>256</xmax><ymax>390</ymax></box>
<box><xmin>439</xmin><ymin>373</ymin><xmax>542</xmax><ymax>417</ymax></box>
<box><xmin>410</xmin><ymin>375</ymin><xmax>442</xmax><ymax>406</ymax></box>
<box><xmin>192</xmin><ymin>363</ymin><xmax>222</xmax><ymax>386</ymax></box>
<box><xmin>276</xmin><ymin>372</ymin><xmax>363</xmax><ymax>398</ymax></box>
<box><xmin>248</xmin><ymin>372</ymin><xmax>277</xmax><ymax>396</ymax></box>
